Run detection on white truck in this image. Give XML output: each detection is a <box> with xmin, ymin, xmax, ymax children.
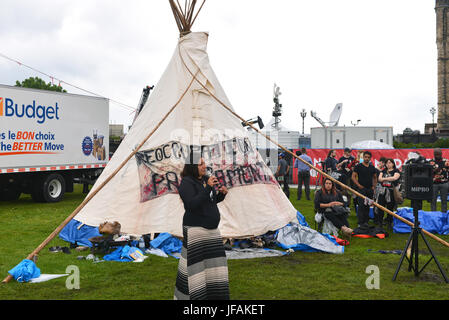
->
<box><xmin>0</xmin><ymin>84</ymin><xmax>109</xmax><ymax>202</ymax></box>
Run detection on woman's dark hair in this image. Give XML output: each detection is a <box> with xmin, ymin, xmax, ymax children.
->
<box><xmin>327</xmin><ymin>149</ymin><xmax>335</xmax><ymax>158</ymax></box>
<box><xmin>181</xmin><ymin>163</ymin><xmax>200</xmax><ymax>178</ymax></box>
<box><xmin>322</xmin><ymin>177</ymin><xmax>337</xmax><ymax>196</ymax></box>
<box><xmin>385</xmin><ymin>158</ymin><xmax>396</xmax><ymax>170</ymax></box>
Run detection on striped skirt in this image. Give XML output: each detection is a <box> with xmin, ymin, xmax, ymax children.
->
<box><xmin>174</xmin><ymin>226</ymin><xmax>229</xmax><ymax>300</ymax></box>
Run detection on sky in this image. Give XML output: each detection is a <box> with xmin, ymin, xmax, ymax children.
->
<box><xmin>0</xmin><ymin>0</ymin><xmax>438</xmax><ymax>135</ymax></box>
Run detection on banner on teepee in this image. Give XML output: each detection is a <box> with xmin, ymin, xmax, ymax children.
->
<box><xmin>135</xmin><ymin>137</ymin><xmax>277</xmax><ymax>202</ymax></box>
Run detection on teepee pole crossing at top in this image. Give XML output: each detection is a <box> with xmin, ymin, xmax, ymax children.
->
<box><xmin>169</xmin><ymin>0</ymin><xmax>206</xmax><ymax>36</ymax></box>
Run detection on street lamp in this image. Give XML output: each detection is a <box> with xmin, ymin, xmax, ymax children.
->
<box><xmin>430</xmin><ymin>107</ymin><xmax>436</xmax><ymax>136</ymax></box>
<box><xmin>351</xmin><ymin>119</ymin><xmax>361</xmax><ymax>126</ymax></box>
<box><xmin>300</xmin><ymin>108</ymin><xmax>307</xmax><ymax>135</ymax></box>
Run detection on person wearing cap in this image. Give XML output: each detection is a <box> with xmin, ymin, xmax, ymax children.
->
<box><xmin>338</xmin><ymin>148</ymin><xmax>355</xmax><ymax>185</ymax></box>
<box><xmin>336</xmin><ymin>148</ymin><xmax>355</xmax><ymax>205</ymax></box>
<box><xmin>294</xmin><ymin>148</ymin><xmax>313</xmax><ymax>200</ymax></box>
<box><xmin>276</xmin><ymin>153</ymin><xmax>290</xmax><ymax>198</ymax></box>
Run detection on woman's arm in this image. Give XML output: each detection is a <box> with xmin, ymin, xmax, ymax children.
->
<box><xmin>388</xmin><ymin>172</ymin><xmax>400</xmax><ymax>182</ymax></box>
<box><xmin>319</xmin><ymin>201</ymin><xmax>343</xmax><ymax>208</ymax></box>
<box><xmin>382</xmin><ymin>172</ymin><xmax>400</xmax><ymax>182</ymax></box>
<box><xmin>316</xmin><ymin>192</ymin><xmax>343</xmax><ymax>209</ymax></box>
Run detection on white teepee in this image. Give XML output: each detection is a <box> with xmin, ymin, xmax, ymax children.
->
<box><xmin>73</xmin><ymin>2</ymin><xmax>297</xmax><ymax>238</ymax></box>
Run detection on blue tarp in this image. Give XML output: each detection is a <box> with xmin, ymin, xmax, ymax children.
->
<box><xmin>103</xmin><ymin>245</ymin><xmax>144</xmax><ymax>262</ymax></box>
<box><xmin>8</xmin><ymin>259</ymin><xmax>41</xmax><ymax>283</ymax></box>
<box><xmin>393</xmin><ymin>207</ymin><xmax>449</xmax><ymax>235</ymax></box>
<box><xmin>275</xmin><ymin>211</ymin><xmax>344</xmax><ymax>254</ymax></box>
<box><xmin>150</xmin><ymin>233</ymin><xmax>182</xmax><ymax>258</ymax></box>
<box><xmin>59</xmin><ymin>219</ymin><xmax>101</xmax><ymax>247</ymax></box>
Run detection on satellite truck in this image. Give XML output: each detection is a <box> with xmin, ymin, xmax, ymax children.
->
<box><xmin>0</xmin><ymin>84</ymin><xmax>109</xmax><ymax>202</ymax></box>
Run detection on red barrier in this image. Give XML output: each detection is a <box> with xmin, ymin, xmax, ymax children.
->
<box><xmin>291</xmin><ymin>148</ymin><xmax>449</xmax><ymax>185</ymax></box>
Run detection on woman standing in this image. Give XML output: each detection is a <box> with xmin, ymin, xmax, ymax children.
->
<box><xmin>376</xmin><ymin>158</ymin><xmax>401</xmax><ymax>229</ymax></box>
<box><xmin>174</xmin><ymin>158</ymin><xmax>230</xmax><ymax>300</ymax></box>
<box><xmin>314</xmin><ymin>178</ymin><xmax>353</xmax><ymax>237</ymax></box>
<box><xmin>324</xmin><ymin>149</ymin><xmax>339</xmax><ymax>174</ymax></box>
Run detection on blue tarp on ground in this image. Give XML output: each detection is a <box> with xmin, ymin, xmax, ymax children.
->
<box><xmin>59</xmin><ymin>219</ymin><xmax>101</xmax><ymax>247</ymax></box>
<box><xmin>150</xmin><ymin>233</ymin><xmax>182</xmax><ymax>258</ymax></box>
<box><xmin>275</xmin><ymin>211</ymin><xmax>344</xmax><ymax>254</ymax></box>
<box><xmin>57</xmin><ymin>213</ymin><xmax>344</xmax><ymax>257</ymax></box>
<box><xmin>8</xmin><ymin>259</ymin><xmax>41</xmax><ymax>283</ymax></box>
<box><xmin>393</xmin><ymin>207</ymin><xmax>449</xmax><ymax>235</ymax></box>
<box><xmin>103</xmin><ymin>245</ymin><xmax>145</xmax><ymax>262</ymax></box>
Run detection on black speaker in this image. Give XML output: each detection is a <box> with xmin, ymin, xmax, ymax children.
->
<box><xmin>402</xmin><ymin>161</ymin><xmax>433</xmax><ymax>201</ymax></box>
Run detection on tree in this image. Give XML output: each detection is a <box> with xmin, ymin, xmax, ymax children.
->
<box><xmin>15</xmin><ymin>76</ymin><xmax>67</xmax><ymax>93</ymax></box>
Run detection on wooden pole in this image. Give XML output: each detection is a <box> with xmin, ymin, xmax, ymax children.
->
<box><xmin>2</xmin><ymin>70</ymin><xmax>199</xmax><ymax>284</ymax></box>
<box><xmin>177</xmin><ymin>46</ymin><xmax>449</xmax><ymax>250</ymax></box>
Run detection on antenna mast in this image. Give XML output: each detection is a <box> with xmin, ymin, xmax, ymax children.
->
<box><xmin>272</xmin><ymin>83</ymin><xmax>282</xmax><ymax>130</ymax></box>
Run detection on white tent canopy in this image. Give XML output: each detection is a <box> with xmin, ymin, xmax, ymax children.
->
<box><xmin>74</xmin><ymin>32</ymin><xmax>297</xmax><ymax>238</ymax></box>
<box><xmin>350</xmin><ymin>140</ymin><xmax>394</xmax><ymax>150</ymax></box>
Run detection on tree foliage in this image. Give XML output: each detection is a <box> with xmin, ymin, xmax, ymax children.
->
<box><xmin>393</xmin><ymin>138</ymin><xmax>449</xmax><ymax>149</ymax></box>
<box><xmin>15</xmin><ymin>76</ymin><xmax>67</xmax><ymax>93</ymax></box>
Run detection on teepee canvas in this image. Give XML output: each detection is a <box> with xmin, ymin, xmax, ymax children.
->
<box><xmin>73</xmin><ymin>2</ymin><xmax>297</xmax><ymax>238</ymax></box>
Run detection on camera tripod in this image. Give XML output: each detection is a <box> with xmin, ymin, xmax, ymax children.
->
<box><xmin>392</xmin><ymin>199</ymin><xmax>449</xmax><ymax>283</ymax></box>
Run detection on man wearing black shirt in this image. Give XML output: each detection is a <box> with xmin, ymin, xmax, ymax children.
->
<box><xmin>351</xmin><ymin>151</ymin><xmax>377</xmax><ymax>227</ymax></box>
<box><xmin>430</xmin><ymin>148</ymin><xmax>449</xmax><ymax>213</ymax></box>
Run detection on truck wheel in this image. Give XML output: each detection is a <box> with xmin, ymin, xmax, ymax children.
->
<box><xmin>43</xmin><ymin>174</ymin><xmax>65</xmax><ymax>202</ymax></box>
<box><xmin>32</xmin><ymin>174</ymin><xmax>66</xmax><ymax>203</ymax></box>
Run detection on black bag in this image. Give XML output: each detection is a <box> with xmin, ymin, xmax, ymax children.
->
<box><xmin>331</xmin><ymin>205</ymin><xmax>350</xmax><ymax>216</ymax></box>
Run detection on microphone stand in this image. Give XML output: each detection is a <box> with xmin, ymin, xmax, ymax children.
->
<box><xmin>392</xmin><ymin>199</ymin><xmax>449</xmax><ymax>282</ymax></box>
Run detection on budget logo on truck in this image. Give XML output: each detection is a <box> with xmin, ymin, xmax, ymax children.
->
<box><xmin>0</xmin><ymin>97</ymin><xmax>60</xmax><ymax>124</ymax></box>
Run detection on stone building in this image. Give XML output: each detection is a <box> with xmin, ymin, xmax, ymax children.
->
<box><xmin>436</xmin><ymin>0</ymin><xmax>449</xmax><ymax>134</ymax></box>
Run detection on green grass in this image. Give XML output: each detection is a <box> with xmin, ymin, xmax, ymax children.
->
<box><xmin>1</xmin><ymin>185</ymin><xmax>449</xmax><ymax>300</ymax></box>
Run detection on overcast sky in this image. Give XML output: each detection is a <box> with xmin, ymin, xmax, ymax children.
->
<box><xmin>0</xmin><ymin>1</ymin><xmax>437</xmax><ymax>135</ymax></box>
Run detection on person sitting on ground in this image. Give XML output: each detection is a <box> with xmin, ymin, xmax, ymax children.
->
<box><xmin>314</xmin><ymin>177</ymin><xmax>353</xmax><ymax>237</ymax></box>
